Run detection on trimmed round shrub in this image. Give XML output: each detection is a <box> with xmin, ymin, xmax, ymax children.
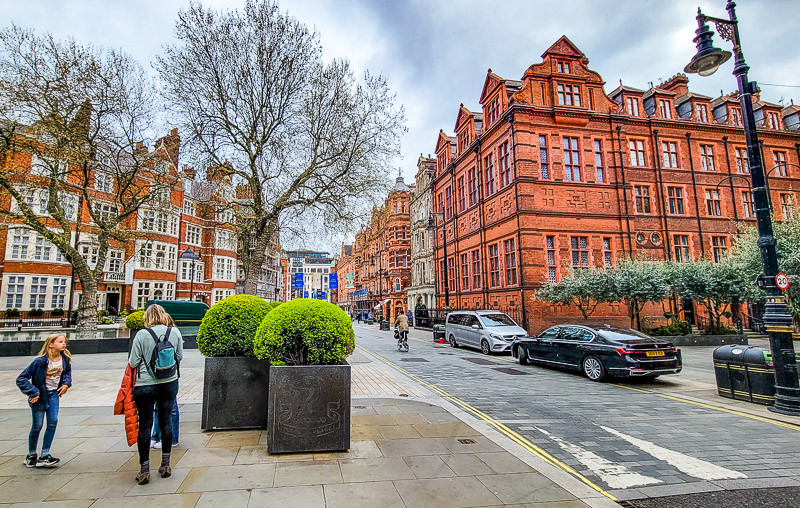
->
<box><xmin>197</xmin><ymin>295</ymin><xmax>273</xmax><ymax>357</ymax></box>
<box><xmin>253</xmin><ymin>298</ymin><xmax>355</xmax><ymax>366</ymax></box>
<box><xmin>125</xmin><ymin>310</ymin><xmax>145</xmax><ymax>330</ymax></box>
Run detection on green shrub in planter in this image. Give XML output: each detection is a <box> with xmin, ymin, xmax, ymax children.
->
<box><xmin>253</xmin><ymin>298</ymin><xmax>355</xmax><ymax>366</ymax></box>
<box><xmin>5</xmin><ymin>308</ymin><xmax>20</xmax><ymax>318</ymax></box>
<box><xmin>28</xmin><ymin>308</ymin><xmax>45</xmax><ymax>317</ymax></box>
<box><xmin>125</xmin><ymin>310</ymin><xmax>145</xmax><ymax>330</ymax></box>
<box><xmin>198</xmin><ymin>295</ymin><xmax>273</xmax><ymax>357</ymax></box>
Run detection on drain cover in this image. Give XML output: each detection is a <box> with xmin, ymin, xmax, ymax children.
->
<box><xmin>399</xmin><ymin>358</ymin><xmax>429</xmax><ymax>362</ymax></box>
<box><xmin>493</xmin><ymin>367</ymin><xmax>530</xmax><ymax>375</ymax></box>
<box><xmin>462</xmin><ymin>357</ymin><xmax>501</xmax><ymax>366</ymax></box>
<box><xmin>457</xmin><ymin>438</ymin><xmax>477</xmax><ymax>444</ymax></box>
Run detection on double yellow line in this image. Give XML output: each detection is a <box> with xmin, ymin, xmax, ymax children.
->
<box><xmin>360</xmin><ymin>346</ymin><xmax>617</xmax><ymax>501</ymax></box>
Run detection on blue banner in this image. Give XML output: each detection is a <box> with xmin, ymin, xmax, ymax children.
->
<box><xmin>329</xmin><ymin>273</ymin><xmax>338</xmax><ymax>289</ymax></box>
<box><xmin>293</xmin><ymin>272</ymin><xmax>303</xmax><ymax>289</ymax></box>
<box><xmin>321</xmin><ymin>291</ymin><xmax>326</xmax><ymax>300</ymax></box>
<box><xmin>304</xmin><ymin>291</ymin><xmax>308</xmax><ymax>298</ymax></box>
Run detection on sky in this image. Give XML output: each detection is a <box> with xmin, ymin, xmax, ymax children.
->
<box><xmin>3</xmin><ymin>0</ymin><xmax>799</xmax><ymax>247</ymax></box>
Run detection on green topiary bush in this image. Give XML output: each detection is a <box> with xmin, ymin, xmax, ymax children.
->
<box><xmin>197</xmin><ymin>294</ymin><xmax>273</xmax><ymax>357</ymax></box>
<box><xmin>125</xmin><ymin>310</ymin><xmax>145</xmax><ymax>330</ymax></box>
<box><xmin>253</xmin><ymin>298</ymin><xmax>355</xmax><ymax>366</ymax></box>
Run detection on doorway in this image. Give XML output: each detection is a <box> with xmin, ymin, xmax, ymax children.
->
<box><xmin>106</xmin><ymin>293</ymin><xmax>120</xmax><ymax>316</ymax></box>
<box><xmin>682</xmin><ymin>298</ymin><xmax>695</xmax><ymax>326</ymax></box>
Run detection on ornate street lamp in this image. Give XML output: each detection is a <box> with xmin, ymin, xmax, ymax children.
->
<box><xmin>685</xmin><ymin>0</ymin><xmax>800</xmax><ymax>415</ymax></box>
<box><xmin>180</xmin><ymin>248</ymin><xmax>201</xmax><ymax>300</ymax></box>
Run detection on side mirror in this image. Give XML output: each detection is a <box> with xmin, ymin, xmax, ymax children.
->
<box><xmin>471</xmin><ymin>324</ymin><xmax>480</xmax><ymax>330</ymax></box>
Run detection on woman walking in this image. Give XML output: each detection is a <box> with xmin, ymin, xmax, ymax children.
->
<box><xmin>128</xmin><ymin>304</ymin><xmax>182</xmax><ymax>485</ymax></box>
<box><xmin>16</xmin><ymin>333</ymin><xmax>72</xmax><ymax>468</ymax></box>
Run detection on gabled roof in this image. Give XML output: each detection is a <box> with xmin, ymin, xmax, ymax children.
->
<box><xmin>453</xmin><ymin>104</ymin><xmax>476</xmax><ymax>133</ymax></box>
<box><xmin>541</xmin><ymin>35</ymin><xmax>587</xmax><ymax>62</ymax></box>
<box><xmin>608</xmin><ymin>85</ymin><xmax>645</xmax><ymax>98</ymax></box>
<box><xmin>479</xmin><ymin>69</ymin><xmax>505</xmax><ymax>104</ymax></box>
<box><xmin>675</xmin><ymin>92</ymin><xmax>712</xmax><ymax>106</ymax></box>
<box><xmin>642</xmin><ymin>87</ymin><xmax>676</xmax><ymax>99</ymax></box>
<box><xmin>710</xmin><ymin>95</ymin><xmax>739</xmax><ymax>108</ymax></box>
<box><xmin>782</xmin><ymin>104</ymin><xmax>800</xmax><ymax>116</ymax></box>
<box><xmin>435</xmin><ymin>130</ymin><xmax>452</xmax><ymax>154</ymax></box>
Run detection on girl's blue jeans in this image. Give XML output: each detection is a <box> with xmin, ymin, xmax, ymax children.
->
<box><xmin>152</xmin><ymin>395</ymin><xmax>179</xmax><ymax>445</ymax></box>
<box><xmin>29</xmin><ymin>390</ymin><xmax>59</xmax><ymax>455</ymax></box>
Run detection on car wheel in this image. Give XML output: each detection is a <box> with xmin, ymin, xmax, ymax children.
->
<box><xmin>481</xmin><ymin>339</ymin><xmax>491</xmax><ymax>355</ymax></box>
<box><xmin>582</xmin><ymin>356</ymin><xmax>606</xmax><ymax>382</ymax></box>
<box><xmin>518</xmin><ymin>347</ymin><xmax>528</xmax><ymax>365</ymax></box>
<box><xmin>449</xmin><ymin>335</ymin><xmax>458</xmax><ymax>348</ymax></box>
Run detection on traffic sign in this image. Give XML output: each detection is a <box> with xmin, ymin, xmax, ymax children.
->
<box><xmin>329</xmin><ymin>273</ymin><xmax>338</xmax><ymax>289</ymax></box>
<box><xmin>776</xmin><ymin>272</ymin><xmax>790</xmax><ymax>290</ymax></box>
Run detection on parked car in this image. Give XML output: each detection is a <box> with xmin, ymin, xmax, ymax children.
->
<box><xmin>445</xmin><ymin>311</ymin><xmax>528</xmax><ymax>354</ymax></box>
<box><xmin>511</xmin><ymin>324</ymin><xmax>682</xmax><ymax>381</ymax></box>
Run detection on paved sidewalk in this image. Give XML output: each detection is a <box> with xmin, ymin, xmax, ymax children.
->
<box><xmin>0</xmin><ymin>337</ymin><xmax>609</xmax><ymax>507</ymax></box>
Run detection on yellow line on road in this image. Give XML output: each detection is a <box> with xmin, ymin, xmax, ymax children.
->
<box><xmin>612</xmin><ymin>383</ymin><xmax>800</xmax><ymax>432</ymax></box>
<box><xmin>360</xmin><ymin>345</ymin><xmax>617</xmax><ymax>501</ymax></box>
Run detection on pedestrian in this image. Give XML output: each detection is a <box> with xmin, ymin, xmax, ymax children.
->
<box><xmin>16</xmin><ymin>333</ymin><xmax>72</xmax><ymax>468</ymax></box>
<box><xmin>407</xmin><ymin>308</ymin><xmax>413</xmax><ymax>327</ymax></box>
<box><xmin>128</xmin><ymin>304</ymin><xmax>183</xmax><ymax>485</ymax></box>
<box><xmin>356</xmin><ymin>312</ymin><xmax>361</xmax><ymax>324</ymax></box>
<box><xmin>151</xmin><ymin>396</ymin><xmax>179</xmax><ymax>449</ymax></box>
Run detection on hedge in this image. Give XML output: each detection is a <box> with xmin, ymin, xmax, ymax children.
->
<box><xmin>197</xmin><ymin>295</ymin><xmax>274</xmax><ymax>357</ymax></box>
<box><xmin>252</xmin><ymin>298</ymin><xmax>354</xmax><ymax>366</ymax></box>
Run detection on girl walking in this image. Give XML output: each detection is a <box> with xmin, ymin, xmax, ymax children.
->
<box><xmin>128</xmin><ymin>304</ymin><xmax>182</xmax><ymax>485</ymax></box>
<box><xmin>16</xmin><ymin>333</ymin><xmax>72</xmax><ymax>468</ymax></box>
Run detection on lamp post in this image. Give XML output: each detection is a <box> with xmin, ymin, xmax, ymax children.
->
<box><xmin>685</xmin><ymin>0</ymin><xmax>800</xmax><ymax>415</ymax></box>
<box><xmin>180</xmin><ymin>248</ymin><xmax>201</xmax><ymax>301</ymax></box>
<box><xmin>427</xmin><ymin>211</ymin><xmax>450</xmax><ymax>308</ymax></box>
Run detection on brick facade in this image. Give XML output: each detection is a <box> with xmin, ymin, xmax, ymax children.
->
<box><xmin>432</xmin><ymin>36</ymin><xmax>800</xmax><ymax>334</ymax></box>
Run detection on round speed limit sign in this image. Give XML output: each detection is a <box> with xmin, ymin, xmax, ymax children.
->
<box><xmin>776</xmin><ymin>272</ymin><xmax>790</xmax><ymax>290</ymax></box>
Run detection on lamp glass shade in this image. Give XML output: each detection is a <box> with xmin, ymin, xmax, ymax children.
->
<box><xmin>684</xmin><ymin>49</ymin><xmax>732</xmax><ymax>76</ymax></box>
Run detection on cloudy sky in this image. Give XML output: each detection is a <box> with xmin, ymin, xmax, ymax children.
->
<box><xmin>3</xmin><ymin>0</ymin><xmax>799</xmax><ymax>245</ymax></box>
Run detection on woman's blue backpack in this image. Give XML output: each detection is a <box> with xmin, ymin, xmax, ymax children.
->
<box><xmin>146</xmin><ymin>327</ymin><xmax>178</xmax><ymax>379</ymax></box>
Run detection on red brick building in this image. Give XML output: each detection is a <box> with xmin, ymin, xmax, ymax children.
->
<box><xmin>335</xmin><ymin>177</ymin><xmax>413</xmax><ymax>322</ymax></box>
<box><xmin>0</xmin><ymin>128</ymin><xmax>278</xmax><ymax>321</ymax></box>
<box><xmin>432</xmin><ymin>36</ymin><xmax>800</xmax><ymax>333</ymax></box>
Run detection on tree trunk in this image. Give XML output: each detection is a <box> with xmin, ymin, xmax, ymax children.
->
<box><xmin>242</xmin><ymin>233</ymin><xmax>270</xmax><ymax>296</ymax></box>
<box><xmin>75</xmin><ymin>273</ymin><xmax>99</xmax><ymax>333</ymax></box>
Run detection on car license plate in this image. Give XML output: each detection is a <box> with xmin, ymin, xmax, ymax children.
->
<box><xmin>646</xmin><ymin>351</ymin><xmax>665</xmax><ymax>357</ymax></box>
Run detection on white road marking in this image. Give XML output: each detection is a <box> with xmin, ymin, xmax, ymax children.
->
<box><xmin>599</xmin><ymin>425</ymin><xmax>747</xmax><ymax>480</ymax></box>
<box><xmin>534</xmin><ymin>427</ymin><xmax>663</xmax><ymax>489</ymax></box>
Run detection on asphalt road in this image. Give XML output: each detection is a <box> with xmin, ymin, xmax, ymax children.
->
<box><xmin>354</xmin><ymin>325</ymin><xmax>800</xmax><ymax>503</ymax></box>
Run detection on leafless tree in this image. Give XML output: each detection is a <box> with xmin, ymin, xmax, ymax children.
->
<box><xmin>157</xmin><ymin>0</ymin><xmax>405</xmax><ymax>294</ymax></box>
<box><xmin>0</xmin><ymin>25</ymin><xmax>172</xmax><ymax>331</ymax></box>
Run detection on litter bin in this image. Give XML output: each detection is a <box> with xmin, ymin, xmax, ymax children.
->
<box><xmin>713</xmin><ymin>345</ymin><xmax>775</xmax><ymax>405</ymax></box>
<box><xmin>433</xmin><ymin>324</ymin><xmax>446</xmax><ymax>343</ymax></box>
<box><xmin>379</xmin><ymin>319</ymin><xmax>390</xmax><ymax>331</ymax></box>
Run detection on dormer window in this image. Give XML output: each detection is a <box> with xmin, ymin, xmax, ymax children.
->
<box><xmin>626</xmin><ymin>97</ymin><xmax>640</xmax><ymax>117</ymax></box>
<box><xmin>695</xmin><ymin>104</ymin><xmax>709</xmax><ymax>122</ymax></box>
<box><xmin>557</xmin><ymin>84</ymin><xmax>581</xmax><ymax>106</ymax></box>
<box><xmin>731</xmin><ymin>107</ymin><xmax>743</xmax><ymax>126</ymax></box>
<box><xmin>557</xmin><ymin>62</ymin><xmax>571</xmax><ymax>74</ymax></box>
<box><xmin>486</xmin><ymin>96</ymin><xmax>500</xmax><ymax>126</ymax></box>
<box><xmin>768</xmin><ymin>111</ymin><xmax>781</xmax><ymax>130</ymax></box>
<box><xmin>659</xmin><ymin>99</ymin><xmax>672</xmax><ymax>119</ymax></box>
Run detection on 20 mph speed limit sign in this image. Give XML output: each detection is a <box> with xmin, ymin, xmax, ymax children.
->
<box><xmin>776</xmin><ymin>273</ymin><xmax>790</xmax><ymax>290</ymax></box>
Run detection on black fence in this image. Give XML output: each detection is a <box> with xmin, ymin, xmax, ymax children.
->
<box><xmin>414</xmin><ymin>308</ymin><xmax>524</xmax><ymax>330</ymax></box>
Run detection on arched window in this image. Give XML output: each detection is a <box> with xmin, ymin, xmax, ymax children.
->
<box><xmin>394</xmin><ymin>277</ymin><xmax>401</xmax><ymax>292</ymax></box>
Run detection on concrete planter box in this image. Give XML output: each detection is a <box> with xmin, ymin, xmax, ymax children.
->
<box><xmin>202</xmin><ymin>356</ymin><xmax>271</xmax><ymax>430</ymax></box>
<box><xmin>267</xmin><ymin>363</ymin><xmax>351</xmax><ymax>454</ymax></box>
<box><xmin>659</xmin><ymin>334</ymin><xmax>748</xmax><ymax>347</ymax></box>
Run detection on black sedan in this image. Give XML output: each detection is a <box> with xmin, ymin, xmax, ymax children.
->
<box><xmin>511</xmin><ymin>324</ymin><xmax>682</xmax><ymax>381</ymax></box>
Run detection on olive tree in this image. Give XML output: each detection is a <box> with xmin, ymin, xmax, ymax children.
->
<box><xmin>0</xmin><ymin>26</ymin><xmax>170</xmax><ymax>331</ymax></box>
<box><xmin>536</xmin><ymin>267</ymin><xmax>615</xmax><ymax>319</ymax></box>
<box><xmin>156</xmin><ymin>0</ymin><xmax>405</xmax><ymax>294</ymax></box>
<box><xmin>609</xmin><ymin>259</ymin><xmax>671</xmax><ymax>329</ymax></box>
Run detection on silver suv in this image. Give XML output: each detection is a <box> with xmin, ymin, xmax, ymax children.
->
<box><xmin>445</xmin><ymin>311</ymin><xmax>528</xmax><ymax>355</ymax></box>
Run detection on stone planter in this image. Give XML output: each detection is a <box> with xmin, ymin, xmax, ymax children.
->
<box><xmin>660</xmin><ymin>334</ymin><xmax>747</xmax><ymax>347</ymax></box>
<box><xmin>267</xmin><ymin>363</ymin><xmax>351</xmax><ymax>454</ymax></box>
<box><xmin>202</xmin><ymin>356</ymin><xmax>271</xmax><ymax>430</ymax></box>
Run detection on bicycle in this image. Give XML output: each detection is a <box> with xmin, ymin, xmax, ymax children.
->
<box><xmin>394</xmin><ymin>329</ymin><xmax>409</xmax><ymax>352</ymax></box>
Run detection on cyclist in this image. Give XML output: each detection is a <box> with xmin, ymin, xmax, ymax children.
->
<box><xmin>395</xmin><ymin>309</ymin><xmax>409</xmax><ymax>351</ymax></box>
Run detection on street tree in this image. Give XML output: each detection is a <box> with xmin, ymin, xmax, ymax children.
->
<box><xmin>157</xmin><ymin>0</ymin><xmax>406</xmax><ymax>294</ymax></box>
<box><xmin>670</xmin><ymin>261</ymin><xmax>756</xmax><ymax>330</ymax></box>
<box><xmin>609</xmin><ymin>259</ymin><xmax>671</xmax><ymax>329</ymax></box>
<box><xmin>728</xmin><ymin>216</ymin><xmax>800</xmax><ymax>322</ymax></box>
<box><xmin>535</xmin><ymin>267</ymin><xmax>615</xmax><ymax>319</ymax></box>
<box><xmin>0</xmin><ymin>26</ymin><xmax>171</xmax><ymax>331</ymax></box>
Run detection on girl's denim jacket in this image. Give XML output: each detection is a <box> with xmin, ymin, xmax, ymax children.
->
<box><xmin>16</xmin><ymin>354</ymin><xmax>72</xmax><ymax>410</ymax></box>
